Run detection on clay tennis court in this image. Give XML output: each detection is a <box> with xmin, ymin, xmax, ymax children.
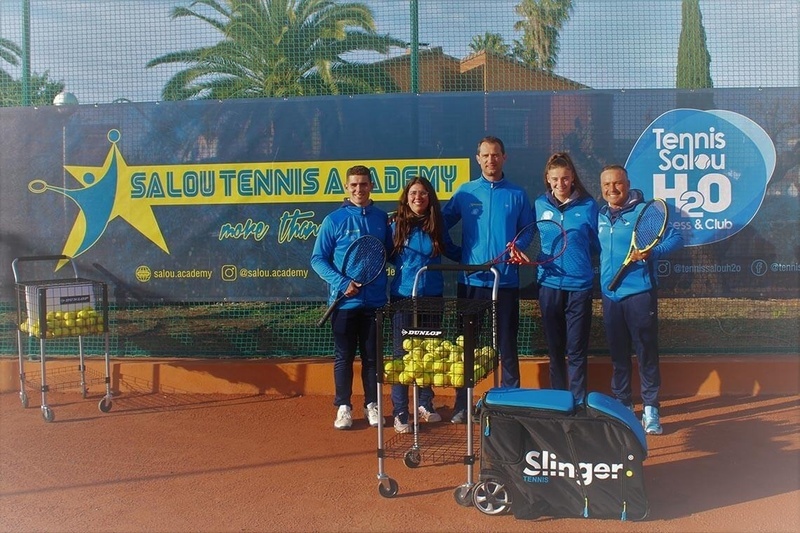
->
<box><xmin>1</xmin><ymin>356</ymin><xmax>798</xmax><ymax>532</ymax></box>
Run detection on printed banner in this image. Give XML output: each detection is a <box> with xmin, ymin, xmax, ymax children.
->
<box><xmin>0</xmin><ymin>90</ymin><xmax>797</xmax><ymax>302</ymax></box>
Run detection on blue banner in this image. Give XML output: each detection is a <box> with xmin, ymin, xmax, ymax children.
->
<box><xmin>1</xmin><ymin>90</ymin><xmax>797</xmax><ymax>302</ymax></box>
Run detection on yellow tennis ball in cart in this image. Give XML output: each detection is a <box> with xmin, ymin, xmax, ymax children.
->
<box><xmin>432</xmin><ymin>373</ymin><xmax>447</xmax><ymax>387</ymax></box>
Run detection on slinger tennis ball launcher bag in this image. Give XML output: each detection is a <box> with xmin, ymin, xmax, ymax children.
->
<box><xmin>475</xmin><ymin>388</ymin><xmax>649</xmax><ymax>520</ymax></box>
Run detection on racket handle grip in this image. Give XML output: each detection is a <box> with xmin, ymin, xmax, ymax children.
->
<box><xmin>607</xmin><ymin>270</ymin><xmax>624</xmax><ymax>292</ymax></box>
<box><xmin>317</xmin><ymin>292</ymin><xmax>347</xmax><ymax>327</ymax></box>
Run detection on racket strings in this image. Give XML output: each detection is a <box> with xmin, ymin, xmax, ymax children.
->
<box><xmin>503</xmin><ymin>220</ymin><xmax>566</xmax><ymax>265</ymax></box>
<box><xmin>344</xmin><ymin>241</ymin><xmax>386</xmax><ymax>283</ymax></box>
<box><xmin>634</xmin><ymin>205</ymin><xmax>667</xmax><ymax>249</ymax></box>
<box><xmin>538</xmin><ymin>221</ymin><xmax>567</xmax><ymax>259</ymax></box>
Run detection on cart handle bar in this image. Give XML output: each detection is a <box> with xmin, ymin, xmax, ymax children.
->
<box><xmin>12</xmin><ymin>255</ymin><xmax>77</xmax><ymax>282</ymax></box>
<box><xmin>412</xmin><ymin>264</ymin><xmax>500</xmax><ymax>301</ymax></box>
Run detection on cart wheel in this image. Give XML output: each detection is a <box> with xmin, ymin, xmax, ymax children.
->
<box><xmin>453</xmin><ymin>484</ymin><xmax>474</xmax><ymax>507</ymax></box>
<box><xmin>41</xmin><ymin>406</ymin><xmax>55</xmax><ymax>423</ymax></box>
<box><xmin>472</xmin><ymin>480</ymin><xmax>512</xmax><ymax>515</ymax></box>
<box><xmin>378</xmin><ymin>478</ymin><xmax>399</xmax><ymax>498</ymax></box>
<box><xmin>98</xmin><ymin>398</ymin><xmax>113</xmax><ymax>413</ymax></box>
<box><xmin>20</xmin><ymin>391</ymin><xmax>29</xmax><ymax>408</ymax></box>
<box><xmin>403</xmin><ymin>449</ymin><xmax>421</xmax><ymax>468</ymax></box>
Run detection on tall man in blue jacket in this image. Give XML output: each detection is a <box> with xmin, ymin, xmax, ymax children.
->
<box><xmin>442</xmin><ymin>136</ymin><xmax>535</xmax><ymax>423</ymax></box>
<box><xmin>598</xmin><ymin>165</ymin><xmax>683</xmax><ymax>435</ymax></box>
<box><xmin>311</xmin><ymin>165</ymin><xmax>392</xmax><ymax>430</ymax></box>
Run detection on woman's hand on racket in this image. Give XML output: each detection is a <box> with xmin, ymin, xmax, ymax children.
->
<box><xmin>507</xmin><ymin>243</ymin><xmax>530</xmax><ymax>264</ymax></box>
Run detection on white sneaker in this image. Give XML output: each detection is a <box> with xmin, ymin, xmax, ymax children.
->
<box><xmin>418</xmin><ymin>405</ymin><xmax>442</xmax><ymax>423</ymax></box>
<box><xmin>334</xmin><ymin>405</ymin><xmax>352</xmax><ymax>430</ymax></box>
<box><xmin>394</xmin><ymin>415</ymin><xmax>410</xmax><ymax>434</ymax></box>
<box><xmin>365</xmin><ymin>402</ymin><xmax>380</xmax><ymax>427</ymax></box>
<box><xmin>450</xmin><ymin>409</ymin><xmax>467</xmax><ymax>424</ymax></box>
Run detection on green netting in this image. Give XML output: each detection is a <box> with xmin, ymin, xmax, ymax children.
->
<box><xmin>2</xmin><ymin>299</ymin><xmax>798</xmax><ymax>359</ymax></box>
<box><xmin>0</xmin><ymin>1</ymin><xmax>797</xmax><ymax>358</ymax></box>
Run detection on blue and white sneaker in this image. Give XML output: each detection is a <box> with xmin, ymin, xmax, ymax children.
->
<box><xmin>642</xmin><ymin>405</ymin><xmax>663</xmax><ymax>435</ymax></box>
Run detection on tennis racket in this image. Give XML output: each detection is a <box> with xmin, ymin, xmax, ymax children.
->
<box><xmin>488</xmin><ymin>219</ymin><xmax>567</xmax><ymax>267</ymax></box>
<box><xmin>607</xmin><ymin>198</ymin><xmax>669</xmax><ymax>291</ymax></box>
<box><xmin>317</xmin><ymin>235</ymin><xmax>387</xmax><ymax>327</ymax></box>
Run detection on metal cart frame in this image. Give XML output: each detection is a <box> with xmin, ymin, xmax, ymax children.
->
<box><xmin>375</xmin><ymin>264</ymin><xmax>500</xmax><ymax>503</ymax></box>
<box><xmin>13</xmin><ymin>255</ymin><xmax>113</xmax><ymax>422</ymax></box>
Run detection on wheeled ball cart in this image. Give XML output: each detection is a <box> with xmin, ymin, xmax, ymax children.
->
<box><xmin>374</xmin><ymin>264</ymin><xmax>500</xmax><ymax>502</ymax></box>
<box><xmin>13</xmin><ymin>255</ymin><xmax>113</xmax><ymax>422</ymax></box>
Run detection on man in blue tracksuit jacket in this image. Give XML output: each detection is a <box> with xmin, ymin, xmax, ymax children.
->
<box><xmin>442</xmin><ymin>135</ymin><xmax>535</xmax><ymax>423</ymax></box>
<box><xmin>311</xmin><ymin>165</ymin><xmax>392</xmax><ymax>431</ymax></box>
<box><xmin>598</xmin><ymin>165</ymin><xmax>683</xmax><ymax>435</ymax></box>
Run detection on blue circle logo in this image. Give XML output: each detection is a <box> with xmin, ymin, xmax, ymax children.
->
<box><xmin>626</xmin><ymin>109</ymin><xmax>776</xmax><ymax>247</ymax></box>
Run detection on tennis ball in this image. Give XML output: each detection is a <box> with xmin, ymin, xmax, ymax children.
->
<box><xmin>431</xmin><ymin>360</ymin><xmax>448</xmax><ymax>373</ymax></box>
<box><xmin>450</xmin><ymin>374</ymin><xmax>465</xmax><ymax>387</ymax></box>
<box><xmin>433</xmin><ymin>373</ymin><xmax>447</xmax><ymax>387</ymax></box>
<box><xmin>402</xmin><ymin>338</ymin><xmax>414</xmax><ymax>351</ymax></box>
<box><xmin>455</xmin><ymin>335</ymin><xmax>465</xmax><ymax>347</ymax></box>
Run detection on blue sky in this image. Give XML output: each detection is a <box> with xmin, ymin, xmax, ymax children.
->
<box><xmin>1</xmin><ymin>0</ymin><xmax>797</xmax><ymax>104</ymax></box>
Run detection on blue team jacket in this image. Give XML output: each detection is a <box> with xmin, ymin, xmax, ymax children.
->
<box><xmin>388</xmin><ymin>224</ymin><xmax>443</xmax><ymax>298</ymax></box>
<box><xmin>388</xmin><ymin>222</ymin><xmax>461</xmax><ymax>298</ymax></box>
<box><xmin>310</xmin><ymin>199</ymin><xmax>390</xmax><ymax>309</ymax></box>
<box><xmin>598</xmin><ymin>189</ymin><xmax>683</xmax><ymax>302</ymax></box>
<box><xmin>442</xmin><ymin>175</ymin><xmax>534</xmax><ymax>289</ymax></box>
<box><xmin>535</xmin><ymin>192</ymin><xmax>599</xmax><ymax>292</ymax></box>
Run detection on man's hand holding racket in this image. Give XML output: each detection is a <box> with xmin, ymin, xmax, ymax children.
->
<box><xmin>317</xmin><ymin>235</ymin><xmax>386</xmax><ymax>327</ymax></box>
<box><xmin>607</xmin><ymin>198</ymin><xmax>668</xmax><ymax>291</ymax></box>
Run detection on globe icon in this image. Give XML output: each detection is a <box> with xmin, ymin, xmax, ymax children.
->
<box><xmin>135</xmin><ymin>265</ymin><xmax>151</xmax><ymax>282</ymax></box>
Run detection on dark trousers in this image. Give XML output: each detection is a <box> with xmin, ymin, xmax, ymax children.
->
<box><xmin>453</xmin><ymin>284</ymin><xmax>520</xmax><ymax>410</ymax></box>
<box><xmin>331</xmin><ymin>307</ymin><xmax>378</xmax><ymax>408</ymax></box>
<box><xmin>539</xmin><ymin>286</ymin><xmax>593</xmax><ymax>405</ymax></box>
<box><xmin>602</xmin><ymin>290</ymin><xmax>661</xmax><ymax>408</ymax></box>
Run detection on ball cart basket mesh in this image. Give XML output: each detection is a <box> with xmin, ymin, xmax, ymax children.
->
<box><xmin>374</xmin><ymin>265</ymin><xmax>501</xmax><ymax>500</ymax></box>
<box><xmin>12</xmin><ymin>255</ymin><xmax>113</xmax><ymax>423</ymax></box>
<box><xmin>473</xmin><ymin>388</ymin><xmax>649</xmax><ymax>521</ymax></box>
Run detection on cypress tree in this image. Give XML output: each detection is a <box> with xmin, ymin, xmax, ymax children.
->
<box><xmin>676</xmin><ymin>0</ymin><xmax>713</xmax><ymax>88</ymax></box>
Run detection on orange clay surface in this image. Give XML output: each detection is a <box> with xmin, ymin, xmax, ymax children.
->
<box><xmin>1</xmin><ymin>377</ymin><xmax>798</xmax><ymax>532</ymax></box>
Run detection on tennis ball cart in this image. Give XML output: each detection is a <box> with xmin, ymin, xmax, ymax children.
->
<box><xmin>12</xmin><ymin>255</ymin><xmax>113</xmax><ymax>422</ymax></box>
<box><xmin>374</xmin><ymin>264</ymin><xmax>500</xmax><ymax>503</ymax></box>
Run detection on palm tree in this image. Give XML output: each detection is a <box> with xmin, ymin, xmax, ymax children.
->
<box><xmin>146</xmin><ymin>0</ymin><xmax>405</xmax><ymax>100</ymax></box>
<box><xmin>0</xmin><ymin>39</ymin><xmax>65</xmax><ymax>107</ymax></box>
<box><xmin>1</xmin><ymin>37</ymin><xmax>21</xmax><ymax>77</ymax></box>
<box><xmin>468</xmin><ymin>32</ymin><xmax>511</xmax><ymax>57</ymax></box>
<box><xmin>1</xmin><ymin>38</ymin><xmax>21</xmax><ymax>63</ymax></box>
<box><xmin>513</xmin><ymin>0</ymin><xmax>574</xmax><ymax>71</ymax></box>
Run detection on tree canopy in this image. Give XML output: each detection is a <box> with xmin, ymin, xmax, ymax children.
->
<box><xmin>146</xmin><ymin>0</ymin><xmax>405</xmax><ymax>100</ymax></box>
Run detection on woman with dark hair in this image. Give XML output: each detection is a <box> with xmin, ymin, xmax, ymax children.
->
<box><xmin>388</xmin><ymin>176</ymin><xmax>457</xmax><ymax>433</ymax></box>
<box><xmin>534</xmin><ymin>152</ymin><xmax>599</xmax><ymax>405</ymax></box>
